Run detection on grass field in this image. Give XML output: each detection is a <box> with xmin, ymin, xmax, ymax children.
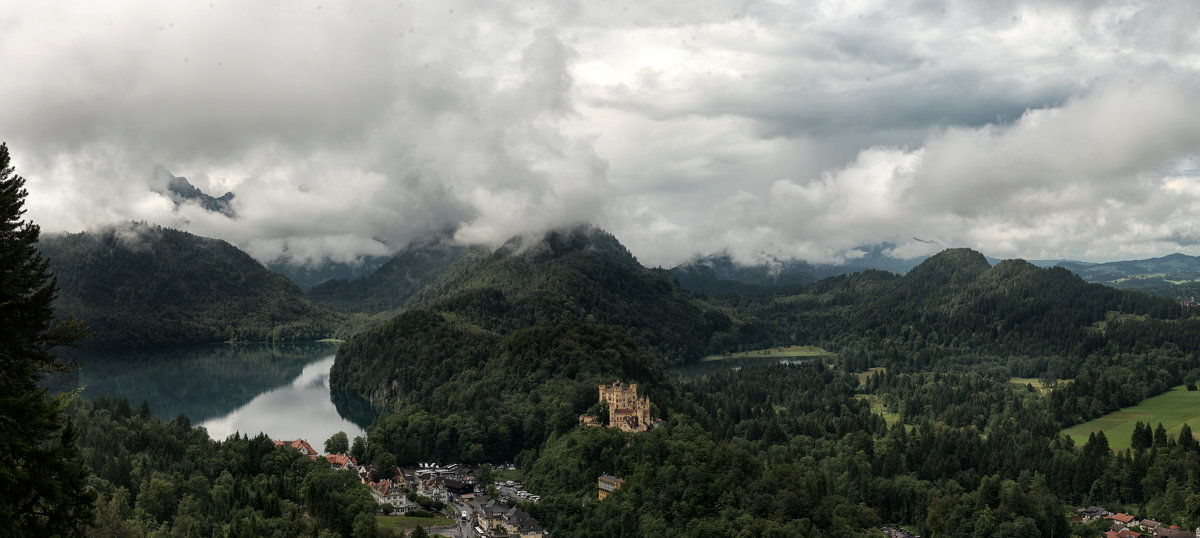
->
<box><xmin>858</xmin><ymin>367</ymin><xmax>887</xmax><ymax>386</ymax></box>
<box><xmin>701</xmin><ymin>345</ymin><xmax>833</xmax><ymax>362</ymax></box>
<box><xmin>1062</xmin><ymin>385</ymin><xmax>1200</xmax><ymax>449</ymax></box>
<box><xmin>855</xmin><ymin>393</ymin><xmax>900</xmax><ymax>426</ymax></box>
<box><xmin>1008</xmin><ymin>377</ymin><xmax>1055</xmax><ymax>394</ymax></box>
<box><xmin>376</xmin><ymin>515</ymin><xmax>454</xmax><ymax>531</ymax></box>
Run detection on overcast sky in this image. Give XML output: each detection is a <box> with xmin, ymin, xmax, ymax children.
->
<box><xmin>4</xmin><ymin>0</ymin><xmax>1200</xmax><ymax>268</ymax></box>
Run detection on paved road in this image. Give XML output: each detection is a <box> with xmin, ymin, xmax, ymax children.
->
<box><xmin>431</xmin><ymin>499</ymin><xmax>477</xmax><ymax>538</ymax></box>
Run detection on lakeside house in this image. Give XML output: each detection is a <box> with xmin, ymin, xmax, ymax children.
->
<box><xmin>273</xmin><ymin>439</ymin><xmax>319</xmax><ymax>459</ymax></box>
<box><xmin>325</xmin><ymin>453</ymin><xmax>357</xmax><ymax>471</ymax></box>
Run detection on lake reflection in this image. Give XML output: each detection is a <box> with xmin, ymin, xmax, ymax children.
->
<box><xmin>200</xmin><ymin>356</ymin><xmax>366</xmax><ymax>443</ymax></box>
<box><xmin>52</xmin><ymin>342</ymin><xmax>372</xmax><ymax>443</ymax></box>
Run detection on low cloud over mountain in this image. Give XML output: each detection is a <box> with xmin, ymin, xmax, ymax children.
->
<box><xmin>4</xmin><ymin>1</ymin><xmax>1199</xmax><ymax>267</ymax></box>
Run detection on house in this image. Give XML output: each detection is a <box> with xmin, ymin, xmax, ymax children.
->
<box><xmin>1142</xmin><ymin>520</ymin><xmax>1163</xmax><ymax>532</ymax></box>
<box><xmin>1117</xmin><ymin>530</ymin><xmax>1142</xmax><ymax>538</ymax></box>
<box><xmin>598</xmin><ymin>474</ymin><xmax>624</xmax><ymax>500</ymax></box>
<box><xmin>1112</xmin><ymin>514</ymin><xmax>1137</xmax><ymax>525</ymax></box>
<box><xmin>325</xmin><ymin>453</ymin><xmax>357</xmax><ymax>471</ymax></box>
<box><xmin>476</xmin><ymin>499</ymin><xmax>547</xmax><ymax>537</ymax></box>
<box><xmin>1156</xmin><ymin>529</ymin><xmax>1194</xmax><ymax>538</ymax></box>
<box><xmin>273</xmin><ymin>439</ymin><xmax>319</xmax><ymax>459</ymax></box>
<box><xmin>369</xmin><ymin>479</ymin><xmax>419</xmax><ymax>511</ymax></box>
<box><xmin>416</xmin><ymin>477</ymin><xmax>449</xmax><ymax>503</ymax></box>
<box><xmin>1079</xmin><ymin>506</ymin><xmax>1113</xmax><ymax>521</ymax></box>
<box><xmin>443</xmin><ymin>477</ymin><xmax>475</xmax><ymax>499</ymax></box>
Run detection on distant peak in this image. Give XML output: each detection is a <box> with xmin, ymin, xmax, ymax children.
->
<box><xmin>155</xmin><ymin>165</ymin><xmax>237</xmax><ymax>218</ymax></box>
<box><xmin>904</xmin><ymin>248</ymin><xmax>991</xmax><ymax>284</ymax></box>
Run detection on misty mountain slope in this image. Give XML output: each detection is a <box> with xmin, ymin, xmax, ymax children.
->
<box><xmin>670</xmin><ymin>254</ymin><xmax>816</xmax><ymax>296</ymax></box>
<box><xmin>401</xmin><ymin>225</ymin><xmax>728</xmax><ymax>366</ymax></box>
<box><xmin>154</xmin><ymin>165</ymin><xmax>236</xmax><ymax>217</ymax></box>
<box><xmin>307</xmin><ymin>235</ymin><xmax>478</xmax><ymax>313</ymax></box>
<box><xmin>267</xmin><ymin>254</ymin><xmax>391</xmax><ymax>291</ymax></box>
<box><xmin>669</xmin><ymin>245</ymin><xmax>929</xmax><ymax>297</ymax></box>
<box><xmin>39</xmin><ymin>222</ymin><xmax>339</xmax><ymax>350</ymax></box>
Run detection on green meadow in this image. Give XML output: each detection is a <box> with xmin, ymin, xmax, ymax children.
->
<box><xmin>701</xmin><ymin>345</ymin><xmax>833</xmax><ymax>362</ymax></box>
<box><xmin>1062</xmin><ymin>385</ymin><xmax>1200</xmax><ymax>449</ymax></box>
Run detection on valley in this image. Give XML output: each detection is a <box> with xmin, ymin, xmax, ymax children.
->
<box><xmin>28</xmin><ymin>220</ymin><xmax>1200</xmax><ymax>537</ymax></box>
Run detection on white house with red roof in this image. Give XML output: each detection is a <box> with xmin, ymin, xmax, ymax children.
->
<box><xmin>273</xmin><ymin>439</ymin><xmax>319</xmax><ymax>459</ymax></box>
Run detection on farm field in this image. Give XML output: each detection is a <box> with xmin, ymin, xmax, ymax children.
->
<box><xmin>1062</xmin><ymin>385</ymin><xmax>1200</xmax><ymax>449</ymax></box>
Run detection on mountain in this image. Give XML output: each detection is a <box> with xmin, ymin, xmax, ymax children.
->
<box><xmin>670</xmin><ymin>245</ymin><xmax>927</xmax><ymax>296</ymax></box>
<box><xmin>328</xmin><ymin>225</ymin><xmax>707</xmax><ymax>462</ymax></box>
<box><xmin>154</xmin><ymin>165</ymin><xmax>235</xmax><ymax>217</ymax></box>
<box><xmin>39</xmin><ymin>222</ymin><xmax>339</xmax><ymax>350</ymax></box>
<box><xmin>1052</xmin><ymin>253</ymin><xmax>1200</xmax><ymax>288</ymax></box>
<box><xmin>307</xmin><ymin>235</ymin><xmax>477</xmax><ymax>313</ymax></box>
<box><xmin>755</xmin><ymin>248</ymin><xmax>1186</xmax><ymax>357</ymax></box>
<box><xmin>395</xmin><ymin>225</ymin><xmax>732</xmax><ymax>365</ymax></box>
<box><xmin>670</xmin><ymin>254</ymin><xmax>816</xmax><ymax>295</ymax></box>
<box><xmin>267</xmin><ymin>254</ymin><xmax>392</xmax><ymax>291</ymax></box>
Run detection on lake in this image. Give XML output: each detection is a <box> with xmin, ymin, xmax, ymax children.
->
<box><xmin>50</xmin><ymin>342</ymin><xmax>373</xmax><ymax>445</ymax></box>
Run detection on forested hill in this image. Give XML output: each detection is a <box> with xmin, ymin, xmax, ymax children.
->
<box><xmin>39</xmin><ymin>222</ymin><xmax>339</xmax><ymax>350</ymax></box>
<box><xmin>331</xmin><ymin>315</ymin><xmax>667</xmax><ymax>463</ymax></box>
<box><xmin>376</xmin><ymin>225</ymin><xmax>732</xmax><ymax>365</ymax></box>
<box><xmin>749</xmin><ymin>248</ymin><xmax>1189</xmax><ymax>357</ymax></box>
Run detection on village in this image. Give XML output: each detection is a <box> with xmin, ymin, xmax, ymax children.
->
<box><xmin>1075</xmin><ymin>506</ymin><xmax>1200</xmax><ymax>538</ymax></box>
<box><xmin>272</xmin><ymin>381</ymin><xmax>652</xmax><ymax>536</ymax></box>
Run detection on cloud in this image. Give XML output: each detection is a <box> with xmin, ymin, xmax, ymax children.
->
<box><xmin>5</xmin><ymin>0</ymin><xmax>1200</xmax><ymax>269</ymax></box>
<box><xmin>647</xmin><ymin>72</ymin><xmax>1200</xmax><ymax>266</ymax></box>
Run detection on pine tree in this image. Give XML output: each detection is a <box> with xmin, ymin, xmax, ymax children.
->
<box><xmin>0</xmin><ymin>142</ymin><xmax>95</xmax><ymax>536</ymax></box>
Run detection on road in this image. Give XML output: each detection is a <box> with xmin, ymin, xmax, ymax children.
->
<box><xmin>430</xmin><ymin>497</ymin><xmax>478</xmax><ymax>538</ymax></box>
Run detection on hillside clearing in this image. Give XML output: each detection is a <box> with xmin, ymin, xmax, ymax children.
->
<box><xmin>701</xmin><ymin>345</ymin><xmax>833</xmax><ymax>362</ymax></box>
<box><xmin>1062</xmin><ymin>385</ymin><xmax>1200</xmax><ymax>449</ymax></box>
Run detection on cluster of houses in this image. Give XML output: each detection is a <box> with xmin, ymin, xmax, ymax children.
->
<box><xmin>1077</xmin><ymin>506</ymin><xmax>1199</xmax><ymax>538</ymax></box>
<box><xmin>274</xmin><ymin>439</ymin><xmax>549</xmax><ymax>537</ymax></box>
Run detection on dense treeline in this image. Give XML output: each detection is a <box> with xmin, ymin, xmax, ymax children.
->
<box><xmin>517</xmin><ymin>355</ymin><xmax>1200</xmax><ymax>537</ymax></box>
<box><xmin>75</xmin><ymin>397</ymin><xmax>377</xmax><ymax>537</ymax></box>
<box><xmin>40</xmin><ymin>222</ymin><xmax>340</xmax><ymax>350</ymax></box>
<box><xmin>521</xmin><ymin>363</ymin><xmax>1076</xmax><ymax>537</ymax></box>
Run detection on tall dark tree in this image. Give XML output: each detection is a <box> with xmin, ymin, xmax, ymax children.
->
<box><xmin>0</xmin><ymin>143</ymin><xmax>94</xmax><ymax>536</ymax></box>
<box><xmin>325</xmin><ymin>431</ymin><xmax>350</xmax><ymax>454</ymax></box>
<box><xmin>1180</xmin><ymin>423</ymin><xmax>1197</xmax><ymax>452</ymax></box>
<box><xmin>1154</xmin><ymin>422</ymin><xmax>1169</xmax><ymax>448</ymax></box>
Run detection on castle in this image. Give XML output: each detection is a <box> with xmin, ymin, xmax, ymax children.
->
<box><xmin>579</xmin><ymin>381</ymin><xmax>655</xmax><ymax>432</ymax></box>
